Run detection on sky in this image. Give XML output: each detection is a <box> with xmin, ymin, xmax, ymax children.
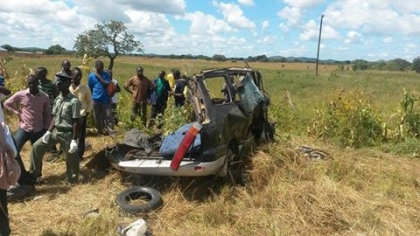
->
<box><xmin>0</xmin><ymin>0</ymin><xmax>419</xmax><ymax>61</ymax></box>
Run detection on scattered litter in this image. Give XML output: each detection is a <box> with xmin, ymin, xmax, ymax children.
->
<box><xmin>33</xmin><ymin>196</ymin><xmax>42</xmax><ymax>201</ymax></box>
<box><xmin>298</xmin><ymin>146</ymin><xmax>330</xmax><ymax>160</ymax></box>
<box><xmin>117</xmin><ymin>218</ymin><xmax>147</xmax><ymax>236</ymax></box>
<box><xmin>82</xmin><ymin>208</ymin><xmax>99</xmax><ymax>218</ymax></box>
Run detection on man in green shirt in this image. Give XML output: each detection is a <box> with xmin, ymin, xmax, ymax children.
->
<box><xmin>29</xmin><ymin>73</ymin><xmax>81</xmax><ymax>183</ymax></box>
<box><xmin>35</xmin><ymin>67</ymin><xmax>58</xmax><ymax>111</ymax></box>
<box><xmin>35</xmin><ymin>66</ymin><xmax>61</xmax><ymax>160</ymax></box>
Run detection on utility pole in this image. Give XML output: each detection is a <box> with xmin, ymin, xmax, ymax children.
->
<box><xmin>315</xmin><ymin>14</ymin><xmax>324</xmax><ymax>76</ymax></box>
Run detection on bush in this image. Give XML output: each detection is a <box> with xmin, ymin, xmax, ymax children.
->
<box><xmin>309</xmin><ymin>90</ymin><xmax>385</xmax><ymax>148</ymax></box>
<box><xmin>396</xmin><ymin>90</ymin><xmax>420</xmax><ymax>140</ymax></box>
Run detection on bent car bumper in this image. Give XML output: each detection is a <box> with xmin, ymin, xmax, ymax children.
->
<box><xmin>106</xmin><ymin>147</ymin><xmax>226</xmax><ymax>176</ymax></box>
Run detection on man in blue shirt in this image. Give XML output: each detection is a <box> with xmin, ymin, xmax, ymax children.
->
<box><xmin>88</xmin><ymin>60</ymin><xmax>115</xmax><ymax>137</ymax></box>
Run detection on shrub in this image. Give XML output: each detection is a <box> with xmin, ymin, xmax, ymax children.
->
<box><xmin>309</xmin><ymin>90</ymin><xmax>385</xmax><ymax>148</ymax></box>
<box><xmin>396</xmin><ymin>90</ymin><xmax>420</xmax><ymax>140</ymax></box>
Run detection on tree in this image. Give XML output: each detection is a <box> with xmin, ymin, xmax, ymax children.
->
<box><xmin>1</xmin><ymin>44</ymin><xmax>15</xmax><ymax>52</ymax></box>
<box><xmin>413</xmin><ymin>57</ymin><xmax>420</xmax><ymax>73</ymax></box>
<box><xmin>390</xmin><ymin>58</ymin><xmax>411</xmax><ymax>71</ymax></box>
<box><xmin>351</xmin><ymin>59</ymin><xmax>369</xmax><ymax>71</ymax></box>
<box><xmin>255</xmin><ymin>54</ymin><xmax>269</xmax><ymax>62</ymax></box>
<box><xmin>45</xmin><ymin>44</ymin><xmax>67</xmax><ymax>55</ymax></box>
<box><xmin>73</xmin><ymin>20</ymin><xmax>143</xmax><ymax>70</ymax></box>
<box><xmin>212</xmin><ymin>54</ymin><xmax>227</xmax><ymax>62</ymax></box>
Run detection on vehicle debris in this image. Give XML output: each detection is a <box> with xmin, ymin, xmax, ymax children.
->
<box><xmin>106</xmin><ymin>67</ymin><xmax>276</xmax><ymax>179</ymax></box>
<box><xmin>298</xmin><ymin>146</ymin><xmax>330</xmax><ymax>160</ymax></box>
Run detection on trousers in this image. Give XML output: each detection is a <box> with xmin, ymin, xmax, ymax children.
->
<box><xmin>0</xmin><ymin>189</ymin><xmax>10</xmax><ymax>236</ymax></box>
<box><xmin>29</xmin><ymin>129</ymin><xmax>79</xmax><ymax>183</ymax></box>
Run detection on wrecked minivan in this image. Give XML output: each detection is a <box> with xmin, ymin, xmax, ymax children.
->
<box><xmin>106</xmin><ymin>67</ymin><xmax>275</xmax><ymax>178</ymax></box>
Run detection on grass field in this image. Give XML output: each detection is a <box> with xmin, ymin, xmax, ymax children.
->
<box><xmin>3</xmin><ymin>54</ymin><xmax>420</xmax><ymax>235</ymax></box>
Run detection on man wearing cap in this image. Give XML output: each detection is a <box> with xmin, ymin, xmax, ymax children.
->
<box><xmin>4</xmin><ymin>74</ymin><xmax>51</xmax><ymax>185</ymax></box>
<box><xmin>54</xmin><ymin>60</ymin><xmax>72</xmax><ymax>83</ymax></box>
<box><xmin>29</xmin><ymin>73</ymin><xmax>81</xmax><ymax>183</ymax></box>
<box><xmin>49</xmin><ymin>60</ymin><xmax>72</xmax><ymax>157</ymax></box>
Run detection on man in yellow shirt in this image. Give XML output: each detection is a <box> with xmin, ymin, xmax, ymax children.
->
<box><xmin>69</xmin><ymin>67</ymin><xmax>93</xmax><ymax>159</ymax></box>
<box><xmin>166</xmin><ymin>69</ymin><xmax>175</xmax><ymax>90</ymax></box>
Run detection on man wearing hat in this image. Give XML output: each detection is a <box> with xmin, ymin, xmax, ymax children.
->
<box><xmin>29</xmin><ymin>72</ymin><xmax>81</xmax><ymax>183</ymax></box>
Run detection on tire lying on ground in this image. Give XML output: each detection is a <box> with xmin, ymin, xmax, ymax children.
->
<box><xmin>116</xmin><ymin>186</ymin><xmax>163</xmax><ymax>214</ymax></box>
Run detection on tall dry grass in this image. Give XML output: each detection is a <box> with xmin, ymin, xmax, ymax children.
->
<box><xmin>9</xmin><ymin>135</ymin><xmax>420</xmax><ymax>235</ymax></box>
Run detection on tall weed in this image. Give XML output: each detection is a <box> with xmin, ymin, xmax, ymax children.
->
<box><xmin>397</xmin><ymin>90</ymin><xmax>420</xmax><ymax>139</ymax></box>
<box><xmin>309</xmin><ymin>89</ymin><xmax>385</xmax><ymax>148</ymax></box>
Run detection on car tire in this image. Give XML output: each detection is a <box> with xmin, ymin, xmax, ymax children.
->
<box><xmin>225</xmin><ymin>147</ymin><xmax>248</xmax><ymax>185</ymax></box>
<box><xmin>115</xmin><ymin>186</ymin><xmax>163</xmax><ymax>214</ymax></box>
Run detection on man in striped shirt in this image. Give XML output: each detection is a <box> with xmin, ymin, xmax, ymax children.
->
<box><xmin>35</xmin><ymin>67</ymin><xmax>58</xmax><ymax>111</ymax></box>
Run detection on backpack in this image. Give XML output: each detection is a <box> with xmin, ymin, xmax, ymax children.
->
<box><xmin>107</xmin><ymin>81</ymin><xmax>117</xmax><ymax>97</ymax></box>
<box><xmin>174</xmin><ymin>79</ymin><xmax>187</xmax><ymax>95</ymax></box>
<box><xmin>0</xmin><ymin>123</ymin><xmax>21</xmax><ymax>186</ymax></box>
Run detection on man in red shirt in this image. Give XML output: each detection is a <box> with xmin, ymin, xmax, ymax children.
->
<box><xmin>124</xmin><ymin>66</ymin><xmax>155</xmax><ymax>126</ymax></box>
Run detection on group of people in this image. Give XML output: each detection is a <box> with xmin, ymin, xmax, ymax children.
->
<box><xmin>0</xmin><ymin>59</ymin><xmax>188</xmax><ymax>235</ymax></box>
<box><xmin>124</xmin><ymin>66</ymin><xmax>188</xmax><ymax>127</ymax></box>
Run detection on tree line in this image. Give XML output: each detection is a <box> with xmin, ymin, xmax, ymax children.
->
<box><xmin>1</xmin><ymin>20</ymin><xmax>420</xmax><ymax>72</ymax></box>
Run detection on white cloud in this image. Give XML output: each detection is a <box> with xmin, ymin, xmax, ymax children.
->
<box><xmin>277</xmin><ymin>7</ymin><xmax>302</xmax><ymax>26</ymax></box>
<box><xmin>262</xmin><ymin>21</ymin><xmax>269</xmax><ymax>31</ymax></box>
<box><xmin>403</xmin><ymin>43</ymin><xmax>417</xmax><ymax>60</ymax></box>
<box><xmin>283</xmin><ymin>0</ymin><xmax>325</xmax><ymax>8</ymax></box>
<box><xmin>181</xmin><ymin>11</ymin><xmax>234</xmax><ymax>35</ymax></box>
<box><xmin>257</xmin><ymin>35</ymin><xmax>277</xmax><ymax>44</ymax></box>
<box><xmin>0</xmin><ymin>0</ymin><xmax>418</xmax><ymax>61</ymax></box>
<box><xmin>238</xmin><ymin>0</ymin><xmax>254</xmax><ymax>6</ymax></box>
<box><xmin>126</xmin><ymin>10</ymin><xmax>174</xmax><ymax>37</ymax></box>
<box><xmin>299</xmin><ymin>20</ymin><xmax>318</xmax><ymax>41</ymax></box>
<box><xmin>0</xmin><ymin>1</ymin><xmax>95</xmax><ymax>50</ymax></box>
<box><xmin>405</xmin><ymin>43</ymin><xmax>417</xmax><ymax>49</ymax></box>
<box><xmin>278</xmin><ymin>23</ymin><xmax>289</xmax><ymax>32</ymax></box>
<box><xmin>75</xmin><ymin>0</ymin><xmax>187</xmax><ymax>16</ymax></box>
<box><xmin>299</xmin><ymin>20</ymin><xmax>339</xmax><ymax>41</ymax></box>
<box><xmin>344</xmin><ymin>31</ymin><xmax>364</xmax><ymax>44</ymax></box>
<box><xmin>383</xmin><ymin>37</ymin><xmax>393</xmax><ymax>43</ymax></box>
<box><xmin>322</xmin><ymin>25</ymin><xmax>340</xmax><ymax>39</ymax></box>
<box><xmin>212</xmin><ymin>1</ymin><xmax>256</xmax><ymax>29</ymax></box>
<box><xmin>279</xmin><ymin>43</ymin><xmax>309</xmax><ymax>57</ymax></box>
<box><xmin>0</xmin><ymin>0</ymin><xmax>69</xmax><ymax>14</ymax></box>
<box><xmin>324</xmin><ymin>0</ymin><xmax>420</xmax><ymax>36</ymax></box>
<box><xmin>398</xmin><ymin>14</ymin><xmax>420</xmax><ymax>35</ymax></box>
<box><xmin>390</xmin><ymin>1</ymin><xmax>420</xmax><ymax>14</ymax></box>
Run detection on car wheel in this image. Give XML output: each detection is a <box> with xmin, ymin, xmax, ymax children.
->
<box><xmin>225</xmin><ymin>148</ymin><xmax>248</xmax><ymax>185</ymax></box>
<box><xmin>260</xmin><ymin>121</ymin><xmax>275</xmax><ymax>142</ymax></box>
<box><xmin>115</xmin><ymin>186</ymin><xmax>163</xmax><ymax>214</ymax></box>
